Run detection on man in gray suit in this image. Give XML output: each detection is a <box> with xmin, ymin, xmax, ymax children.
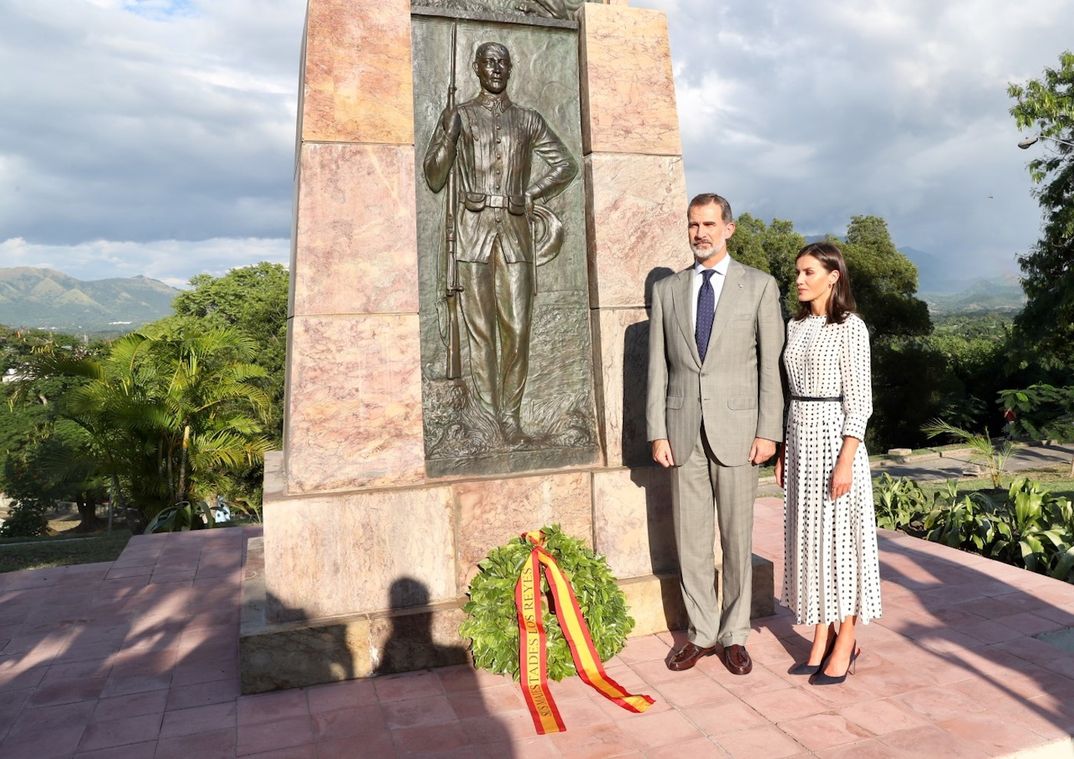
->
<box><xmin>647</xmin><ymin>193</ymin><xmax>784</xmax><ymax>675</ymax></box>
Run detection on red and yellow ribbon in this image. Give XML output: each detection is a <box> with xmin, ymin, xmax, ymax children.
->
<box><xmin>515</xmin><ymin>530</ymin><xmax>654</xmax><ymax>734</ymax></box>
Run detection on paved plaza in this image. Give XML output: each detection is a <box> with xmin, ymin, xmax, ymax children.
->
<box><xmin>3</xmin><ymin>495</ymin><xmax>1074</xmax><ymax>757</ymax></box>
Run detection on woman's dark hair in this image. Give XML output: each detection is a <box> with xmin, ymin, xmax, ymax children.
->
<box><xmin>793</xmin><ymin>241</ymin><xmax>856</xmax><ymax>324</ymax></box>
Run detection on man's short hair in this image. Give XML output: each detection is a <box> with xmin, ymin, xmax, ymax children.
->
<box><xmin>475</xmin><ymin>42</ymin><xmax>511</xmax><ymax>63</ymax></box>
<box><xmin>688</xmin><ymin>193</ymin><xmax>732</xmax><ymax>223</ymax></box>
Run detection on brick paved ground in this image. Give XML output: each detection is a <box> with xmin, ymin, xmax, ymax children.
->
<box><xmin>3</xmin><ymin>499</ymin><xmax>1074</xmax><ymax>757</ymax></box>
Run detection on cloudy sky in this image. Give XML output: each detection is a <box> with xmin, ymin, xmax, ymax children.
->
<box><xmin>1</xmin><ymin>0</ymin><xmax>1070</xmax><ymax>290</ymax></box>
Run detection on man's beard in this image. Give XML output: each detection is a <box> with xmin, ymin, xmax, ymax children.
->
<box><xmin>691</xmin><ymin>243</ymin><xmax>723</xmax><ymax>262</ymax></box>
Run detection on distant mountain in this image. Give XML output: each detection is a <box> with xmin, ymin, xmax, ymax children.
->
<box><xmin>0</xmin><ymin>267</ymin><xmax>178</xmax><ymax>333</ymax></box>
<box><xmin>899</xmin><ymin>247</ymin><xmax>963</xmax><ymax>293</ymax></box>
<box><xmin>921</xmin><ymin>274</ymin><xmax>1026</xmax><ymax>315</ymax></box>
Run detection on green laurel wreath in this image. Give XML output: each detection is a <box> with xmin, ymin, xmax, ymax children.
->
<box><xmin>460</xmin><ymin>523</ymin><xmax>635</xmax><ymax>681</ymax></box>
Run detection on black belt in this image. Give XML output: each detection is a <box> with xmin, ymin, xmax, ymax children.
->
<box><xmin>790</xmin><ymin>395</ymin><xmax>843</xmax><ymax>402</ymax></box>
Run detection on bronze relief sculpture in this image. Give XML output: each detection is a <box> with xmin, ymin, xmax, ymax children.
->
<box><xmin>423</xmin><ymin>41</ymin><xmax>578</xmax><ymax>445</ymax></box>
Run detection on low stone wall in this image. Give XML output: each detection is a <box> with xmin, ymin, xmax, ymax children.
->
<box><xmin>241</xmin><ymin>535</ymin><xmax>774</xmax><ymax>694</ymax></box>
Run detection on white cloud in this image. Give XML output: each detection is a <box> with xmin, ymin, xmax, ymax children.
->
<box><xmin>0</xmin><ymin>0</ymin><xmax>1069</xmax><ymax>291</ymax></box>
<box><xmin>0</xmin><ymin>237</ymin><xmax>289</xmax><ymax>288</ymax></box>
<box><xmin>0</xmin><ymin>0</ymin><xmax>305</xmax><ymax>248</ymax></box>
<box><xmin>633</xmin><ymin>0</ymin><xmax>1072</xmax><ymax>285</ymax></box>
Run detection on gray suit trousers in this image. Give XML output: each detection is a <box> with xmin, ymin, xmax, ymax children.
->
<box><xmin>672</xmin><ymin>426</ymin><xmax>758</xmax><ymax>648</ymax></box>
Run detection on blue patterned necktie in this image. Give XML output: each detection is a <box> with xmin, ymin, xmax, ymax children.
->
<box><xmin>696</xmin><ymin>269</ymin><xmax>716</xmax><ymax>362</ymax></box>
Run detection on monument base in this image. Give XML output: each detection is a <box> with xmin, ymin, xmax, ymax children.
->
<box><xmin>240</xmin><ymin>535</ymin><xmax>775</xmax><ymax>694</ymax></box>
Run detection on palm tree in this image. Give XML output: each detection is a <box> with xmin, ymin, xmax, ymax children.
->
<box><xmin>921</xmin><ymin>418</ymin><xmax>1014</xmax><ymax>489</ymax></box>
<box><xmin>25</xmin><ymin>318</ymin><xmax>273</xmax><ymax>525</ymax></box>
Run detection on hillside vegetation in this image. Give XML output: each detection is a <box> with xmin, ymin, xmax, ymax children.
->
<box><xmin>0</xmin><ymin>267</ymin><xmax>177</xmax><ymax>333</ymax></box>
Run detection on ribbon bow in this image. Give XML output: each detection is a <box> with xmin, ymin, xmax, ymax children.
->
<box><xmin>514</xmin><ymin>530</ymin><xmax>654</xmax><ymax>734</ymax></box>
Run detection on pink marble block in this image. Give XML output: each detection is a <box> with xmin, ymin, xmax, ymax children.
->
<box><xmin>579</xmin><ymin>3</ymin><xmax>681</xmax><ymax>156</ymax></box>
<box><xmin>585</xmin><ymin>152</ymin><xmax>689</xmax><ymax>309</ymax></box>
<box><xmin>452</xmin><ymin>471</ymin><xmax>594</xmax><ymax>593</ymax></box>
<box><xmin>590</xmin><ymin>307</ymin><xmax>651</xmax><ymax>468</ymax></box>
<box><xmin>291</xmin><ymin>142</ymin><xmax>419</xmax><ymax>317</ymax></box>
<box><xmin>285</xmin><ymin>314</ymin><xmax>425</xmax><ymax>494</ymax></box>
<box><xmin>592</xmin><ymin>467</ymin><xmax>676</xmax><ymax>580</ymax></box>
<box><xmin>301</xmin><ymin>0</ymin><xmax>415</xmax><ymax>146</ymax></box>
<box><xmin>263</xmin><ymin>487</ymin><xmax>456</xmax><ymax>620</ymax></box>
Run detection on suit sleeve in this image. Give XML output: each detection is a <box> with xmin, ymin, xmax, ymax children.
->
<box><xmin>646</xmin><ymin>282</ymin><xmax>669</xmax><ymax>442</ymax></box>
<box><xmin>755</xmin><ymin>275</ymin><xmax>785</xmax><ymax>442</ymax></box>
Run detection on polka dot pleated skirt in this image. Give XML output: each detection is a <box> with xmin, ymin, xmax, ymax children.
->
<box><xmin>780</xmin><ymin>314</ymin><xmax>883</xmax><ymax>625</ymax></box>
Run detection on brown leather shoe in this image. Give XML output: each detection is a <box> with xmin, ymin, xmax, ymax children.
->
<box><xmin>666</xmin><ymin>642</ymin><xmax>717</xmax><ymax>671</ymax></box>
<box><xmin>723</xmin><ymin>644</ymin><xmax>753</xmax><ymax>675</ymax></box>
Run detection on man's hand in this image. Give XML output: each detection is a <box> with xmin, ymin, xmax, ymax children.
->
<box><xmin>748</xmin><ymin>437</ymin><xmax>776</xmax><ymax>465</ymax></box>
<box><xmin>651</xmin><ymin>439</ymin><xmax>675</xmax><ymax>468</ymax></box>
<box><xmin>440</xmin><ymin>106</ymin><xmax>462</xmax><ymax>139</ymax></box>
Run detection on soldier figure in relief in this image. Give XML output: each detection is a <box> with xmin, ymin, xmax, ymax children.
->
<box><xmin>424</xmin><ymin>41</ymin><xmax>578</xmax><ymax>443</ymax></box>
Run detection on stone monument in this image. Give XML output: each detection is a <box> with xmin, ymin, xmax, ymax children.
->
<box><xmin>240</xmin><ymin>0</ymin><xmax>774</xmax><ymax>693</ymax></box>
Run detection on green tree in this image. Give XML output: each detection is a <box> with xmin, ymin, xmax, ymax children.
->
<box><xmin>841</xmin><ymin>216</ymin><xmax>931</xmax><ymax>337</ymax></box>
<box><xmin>172</xmin><ymin>263</ymin><xmax>288</xmax><ymax>444</ymax></box>
<box><xmin>763</xmin><ymin>218</ymin><xmax>806</xmax><ymax>312</ymax></box>
<box><xmin>727</xmin><ymin>213</ymin><xmax>771</xmax><ymax>273</ymax></box>
<box><xmin>30</xmin><ymin>319</ymin><xmax>273</xmax><ymax>520</ymax></box>
<box><xmin>1</xmin><ymin>328</ymin><xmax>109</xmax><ymax>535</ymax></box>
<box><xmin>1008</xmin><ymin>51</ymin><xmax>1074</xmax><ymax>369</ymax></box>
<box><xmin>170</xmin><ymin>263</ymin><xmax>288</xmax><ymax>512</ymax></box>
<box><xmin>727</xmin><ymin>213</ymin><xmax>805</xmax><ymax>314</ymax></box>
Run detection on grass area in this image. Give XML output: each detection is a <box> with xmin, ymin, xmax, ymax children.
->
<box><xmin>0</xmin><ymin>529</ymin><xmax>131</xmax><ymax>573</ymax></box>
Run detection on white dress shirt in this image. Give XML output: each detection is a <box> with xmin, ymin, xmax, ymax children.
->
<box><xmin>690</xmin><ymin>254</ymin><xmax>731</xmax><ymax>332</ymax></box>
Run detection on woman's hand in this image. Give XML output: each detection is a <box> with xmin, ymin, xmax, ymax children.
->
<box><xmin>830</xmin><ymin>457</ymin><xmax>853</xmax><ymax>500</ymax></box>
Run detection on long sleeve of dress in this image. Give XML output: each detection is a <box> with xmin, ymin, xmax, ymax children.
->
<box><xmin>839</xmin><ymin>317</ymin><xmax>872</xmax><ymax>441</ymax></box>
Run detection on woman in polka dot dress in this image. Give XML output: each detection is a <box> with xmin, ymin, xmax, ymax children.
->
<box><xmin>775</xmin><ymin>242</ymin><xmax>883</xmax><ymax>686</ymax></box>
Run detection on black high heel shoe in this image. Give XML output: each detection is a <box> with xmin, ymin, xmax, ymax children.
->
<box><xmin>788</xmin><ymin>623</ymin><xmax>837</xmax><ymax>676</ymax></box>
<box><xmin>809</xmin><ymin>646</ymin><xmax>861</xmax><ymax>686</ymax></box>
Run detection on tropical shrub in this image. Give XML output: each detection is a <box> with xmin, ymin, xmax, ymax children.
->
<box><xmin>999</xmin><ymin>384</ymin><xmax>1074</xmax><ymax>443</ymax></box>
<box><xmin>873</xmin><ymin>473</ymin><xmax>929</xmax><ymax>531</ymax></box>
<box><xmin>875</xmin><ymin>475</ymin><xmax>1074</xmax><ymax>581</ymax></box>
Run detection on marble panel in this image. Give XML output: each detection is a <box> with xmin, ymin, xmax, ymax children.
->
<box><xmin>263</xmin><ymin>487</ymin><xmax>456</xmax><ymax>620</ymax></box>
<box><xmin>369</xmin><ymin>605</ymin><xmax>469</xmax><ymax>675</ymax></box>
<box><xmin>619</xmin><ymin>557</ymin><xmax>774</xmax><ymax>640</ymax></box>
<box><xmin>591</xmin><ymin>308</ymin><xmax>651</xmax><ymax>468</ymax></box>
<box><xmin>241</xmin><ymin>615</ymin><xmax>373</xmax><ymax>693</ymax></box>
<box><xmin>592</xmin><ymin>467</ymin><xmax>676</xmax><ymax>580</ymax></box>
<box><xmin>292</xmin><ymin>143</ymin><xmax>419</xmax><ymax>317</ymax></box>
<box><xmin>262</xmin><ymin>451</ymin><xmax>285</xmax><ymax>501</ymax></box>
<box><xmin>585</xmin><ymin>152</ymin><xmax>687</xmax><ymax>308</ymax></box>
<box><xmin>301</xmin><ymin>0</ymin><xmax>414</xmax><ymax>145</ymax></box>
<box><xmin>579</xmin><ymin>3</ymin><xmax>680</xmax><ymax>156</ymax></box>
<box><xmin>750</xmin><ymin>554</ymin><xmax>776</xmax><ymax>618</ymax></box>
<box><xmin>285</xmin><ymin>314</ymin><xmax>424</xmax><ymax>494</ymax></box>
<box><xmin>452</xmin><ymin>471</ymin><xmax>593</xmax><ymax>592</ymax></box>
<box><xmin>619</xmin><ymin>574</ymin><xmax>688</xmax><ymax>637</ymax></box>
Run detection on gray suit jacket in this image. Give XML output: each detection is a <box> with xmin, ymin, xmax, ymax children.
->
<box><xmin>646</xmin><ymin>258</ymin><xmax>785</xmax><ymax>466</ymax></box>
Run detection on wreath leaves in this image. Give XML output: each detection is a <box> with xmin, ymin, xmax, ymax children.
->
<box><xmin>460</xmin><ymin>524</ymin><xmax>635</xmax><ymax>681</ymax></box>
